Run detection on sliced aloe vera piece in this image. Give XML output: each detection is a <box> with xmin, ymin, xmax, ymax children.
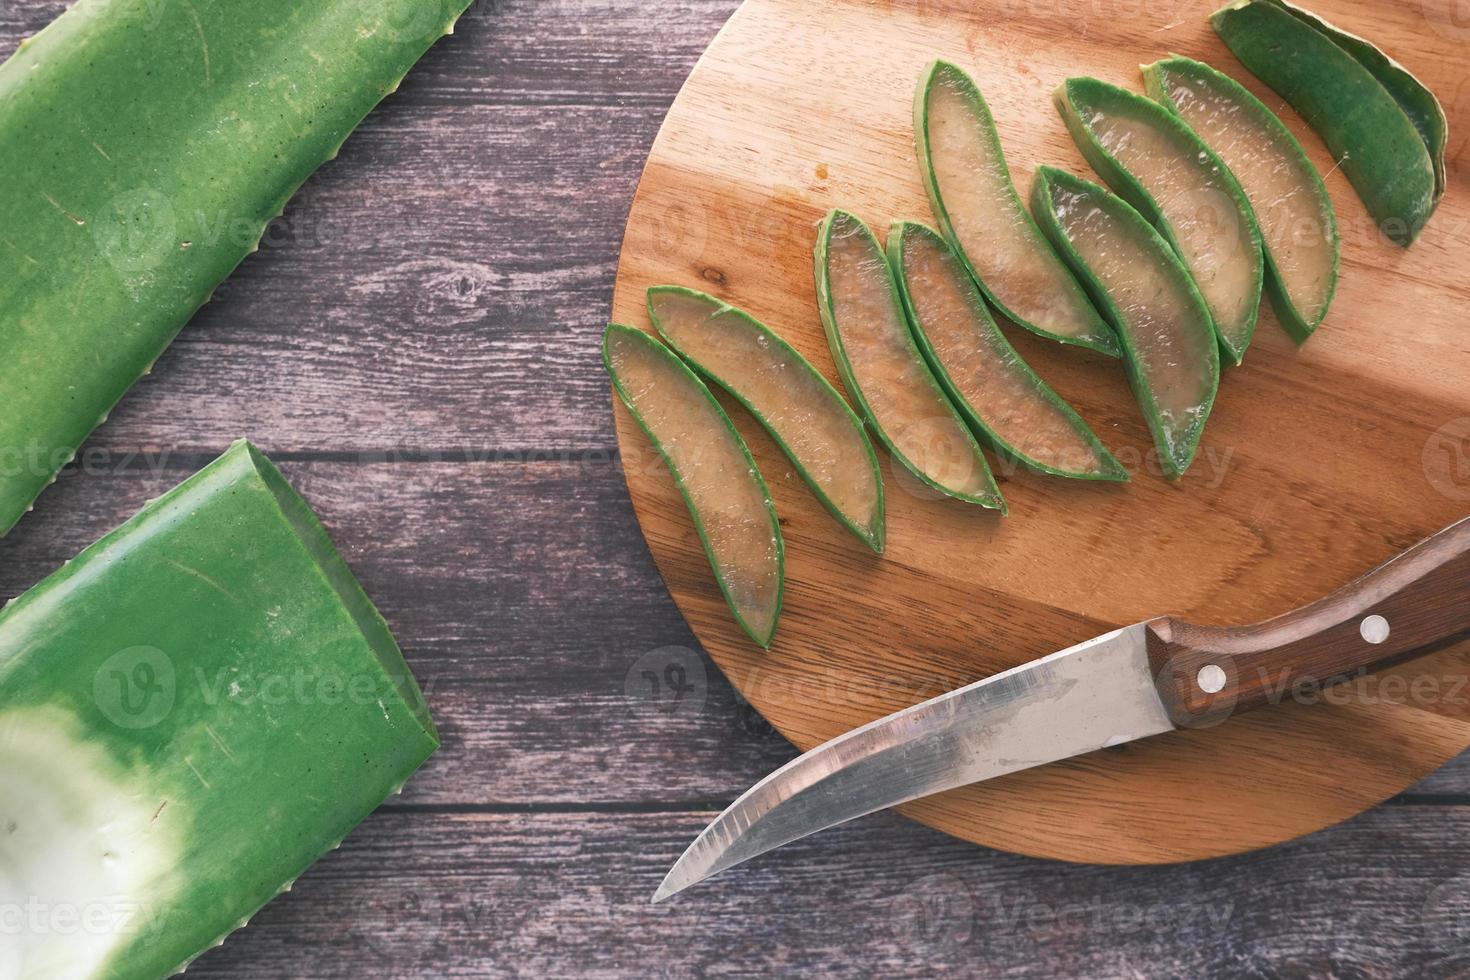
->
<box><xmin>887</xmin><ymin>222</ymin><xmax>1128</xmax><ymax>483</ymax></box>
<box><xmin>813</xmin><ymin>210</ymin><xmax>1005</xmax><ymax>512</ymax></box>
<box><xmin>0</xmin><ymin>440</ymin><xmax>436</xmax><ymax>978</ymax></box>
<box><xmin>915</xmin><ymin>61</ymin><xmax>1120</xmax><ymax>358</ymax></box>
<box><xmin>0</xmin><ymin>0</ymin><xmax>474</xmax><ymax>536</ymax></box>
<box><xmin>1031</xmin><ymin>168</ymin><xmax>1220</xmax><ymax>480</ymax></box>
<box><xmin>604</xmin><ymin>324</ymin><xmax>784</xmax><ymax>647</ymax></box>
<box><xmin>1144</xmin><ymin>55</ymin><xmax>1339</xmax><ymax>343</ymax></box>
<box><xmin>647</xmin><ymin>286</ymin><xmax>884</xmax><ymax>552</ymax></box>
<box><xmin>1212</xmin><ymin>0</ymin><xmax>1444</xmax><ymax>245</ymax></box>
<box><xmin>1055</xmin><ymin>77</ymin><xmax>1264</xmax><ymax>366</ymax></box>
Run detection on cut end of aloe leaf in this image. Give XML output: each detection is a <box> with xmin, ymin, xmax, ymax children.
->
<box><xmin>1143</xmin><ymin>55</ymin><xmax>1339</xmax><ymax>344</ymax></box>
<box><xmin>0</xmin><ymin>440</ymin><xmax>438</xmax><ymax>978</ymax></box>
<box><xmin>604</xmin><ymin>324</ymin><xmax>785</xmax><ymax>646</ymax></box>
<box><xmin>1211</xmin><ymin>0</ymin><xmax>1441</xmax><ymax>246</ymax></box>
<box><xmin>887</xmin><ymin>222</ymin><xmax>1128</xmax><ymax>483</ymax></box>
<box><xmin>814</xmin><ymin>211</ymin><xmax>1006</xmax><ymax>512</ymax></box>
<box><xmin>646</xmin><ymin>286</ymin><xmax>885</xmax><ymax>553</ymax></box>
<box><xmin>0</xmin><ymin>706</ymin><xmax>186</xmax><ymax>980</ymax></box>
<box><xmin>916</xmin><ymin>61</ymin><xmax>1120</xmax><ymax>358</ymax></box>
<box><xmin>1055</xmin><ymin>76</ymin><xmax>1263</xmax><ymax>366</ymax></box>
<box><xmin>1032</xmin><ymin>167</ymin><xmax>1219</xmax><ymax>480</ymax></box>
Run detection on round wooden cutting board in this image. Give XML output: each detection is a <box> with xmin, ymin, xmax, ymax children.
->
<box><xmin>609</xmin><ymin>0</ymin><xmax>1470</xmax><ymax>863</ymax></box>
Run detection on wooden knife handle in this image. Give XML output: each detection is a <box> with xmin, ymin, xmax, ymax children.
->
<box><xmin>1147</xmin><ymin>516</ymin><xmax>1470</xmax><ymax>726</ymax></box>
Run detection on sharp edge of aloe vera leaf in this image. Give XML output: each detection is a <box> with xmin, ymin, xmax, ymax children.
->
<box><xmin>0</xmin><ymin>0</ymin><xmax>476</xmax><ymax>538</ymax></box>
<box><xmin>812</xmin><ymin>210</ymin><xmax>1007</xmax><ymax>513</ymax></box>
<box><xmin>1053</xmin><ymin>76</ymin><xmax>1264</xmax><ymax>367</ymax></box>
<box><xmin>1141</xmin><ymin>55</ymin><xmax>1340</xmax><ymax>345</ymax></box>
<box><xmin>603</xmin><ymin>324</ymin><xmax>785</xmax><ymax>648</ymax></box>
<box><xmin>1210</xmin><ymin>0</ymin><xmax>1438</xmax><ymax>246</ymax></box>
<box><xmin>1029</xmin><ymin>167</ymin><xmax>1220</xmax><ymax>481</ymax></box>
<box><xmin>0</xmin><ymin>440</ymin><xmax>439</xmax><ymax>978</ymax></box>
<box><xmin>646</xmin><ymin>285</ymin><xmax>885</xmax><ymax>554</ymax></box>
<box><xmin>914</xmin><ymin>60</ymin><xmax>1122</xmax><ymax>360</ymax></box>
<box><xmin>1260</xmin><ymin>0</ymin><xmax>1446</xmax><ymax>201</ymax></box>
<box><xmin>885</xmin><ymin>221</ymin><xmax>1129</xmax><ymax>484</ymax></box>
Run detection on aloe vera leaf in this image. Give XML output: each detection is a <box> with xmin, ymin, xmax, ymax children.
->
<box><xmin>1264</xmin><ymin>1</ymin><xmax>1447</xmax><ymax>200</ymax></box>
<box><xmin>1211</xmin><ymin>0</ymin><xmax>1442</xmax><ymax>245</ymax></box>
<box><xmin>604</xmin><ymin>324</ymin><xmax>784</xmax><ymax>647</ymax></box>
<box><xmin>1031</xmin><ymin>168</ymin><xmax>1220</xmax><ymax>480</ymax></box>
<box><xmin>647</xmin><ymin>286</ymin><xmax>885</xmax><ymax>553</ymax></box>
<box><xmin>0</xmin><ymin>0</ymin><xmax>474</xmax><ymax>537</ymax></box>
<box><xmin>887</xmin><ymin>222</ymin><xmax>1129</xmax><ymax>483</ymax></box>
<box><xmin>915</xmin><ymin>61</ymin><xmax>1120</xmax><ymax>359</ymax></box>
<box><xmin>1143</xmin><ymin>55</ymin><xmax>1339</xmax><ymax>344</ymax></box>
<box><xmin>813</xmin><ymin>210</ymin><xmax>1006</xmax><ymax>512</ymax></box>
<box><xmin>0</xmin><ymin>440</ymin><xmax>437</xmax><ymax>979</ymax></box>
<box><xmin>1054</xmin><ymin>77</ymin><xmax>1264</xmax><ymax>366</ymax></box>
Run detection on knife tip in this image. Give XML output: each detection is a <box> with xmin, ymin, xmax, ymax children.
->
<box><xmin>651</xmin><ymin>870</ymin><xmax>683</xmax><ymax>904</ymax></box>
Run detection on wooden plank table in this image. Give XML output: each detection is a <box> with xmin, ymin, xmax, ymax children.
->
<box><xmin>2</xmin><ymin>0</ymin><xmax>1469</xmax><ymax>975</ymax></box>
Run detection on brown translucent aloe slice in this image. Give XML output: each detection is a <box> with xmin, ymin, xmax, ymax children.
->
<box><xmin>1031</xmin><ymin>168</ymin><xmax>1220</xmax><ymax>480</ymax></box>
<box><xmin>648</xmin><ymin>286</ymin><xmax>884</xmax><ymax>552</ymax></box>
<box><xmin>1144</xmin><ymin>55</ymin><xmax>1339</xmax><ymax>343</ymax></box>
<box><xmin>1055</xmin><ymin>76</ymin><xmax>1264</xmax><ymax>366</ymax></box>
<box><xmin>915</xmin><ymin>60</ymin><xmax>1120</xmax><ymax>358</ymax></box>
<box><xmin>813</xmin><ymin>210</ymin><xmax>1005</xmax><ymax>512</ymax></box>
<box><xmin>887</xmin><ymin>222</ymin><xmax>1128</xmax><ymax>483</ymax></box>
<box><xmin>604</xmin><ymin>324</ymin><xmax>784</xmax><ymax>647</ymax></box>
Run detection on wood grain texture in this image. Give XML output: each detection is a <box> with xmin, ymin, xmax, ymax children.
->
<box><xmin>184</xmin><ymin>806</ymin><xmax>1470</xmax><ymax>978</ymax></box>
<box><xmin>0</xmin><ymin>456</ymin><xmax>798</xmax><ymax>807</ymax></box>
<box><xmin>1</xmin><ymin>0</ymin><xmax>1469</xmax><ymax>974</ymax></box>
<box><xmin>1149</xmin><ymin>517</ymin><xmax>1470</xmax><ymax>722</ymax></box>
<box><xmin>611</xmin><ymin>0</ymin><xmax>1470</xmax><ymax>864</ymax></box>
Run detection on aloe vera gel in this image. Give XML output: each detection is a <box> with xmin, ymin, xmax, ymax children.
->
<box><xmin>0</xmin><ymin>441</ymin><xmax>437</xmax><ymax>978</ymax></box>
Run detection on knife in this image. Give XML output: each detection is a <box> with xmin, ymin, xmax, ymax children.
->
<box><xmin>654</xmin><ymin>514</ymin><xmax>1470</xmax><ymax>901</ymax></box>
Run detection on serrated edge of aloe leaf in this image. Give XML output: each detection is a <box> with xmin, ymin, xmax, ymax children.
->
<box><xmin>647</xmin><ymin>285</ymin><xmax>885</xmax><ymax>553</ymax></box>
<box><xmin>1257</xmin><ymin>0</ymin><xmax>1446</xmax><ymax>201</ymax></box>
<box><xmin>1142</xmin><ymin>54</ymin><xmax>1340</xmax><ymax>345</ymax></box>
<box><xmin>1053</xmin><ymin>76</ymin><xmax>1264</xmax><ymax>367</ymax></box>
<box><xmin>1030</xmin><ymin>167</ymin><xmax>1220</xmax><ymax>481</ymax></box>
<box><xmin>812</xmin><ymin>209</ymin><xmax>1007</xmax><ymax>513</ymax></box>
<box><xmin>603</xmin><ymin>324</ymin><xmax>785</xmax><ymax>648</ymax></box>
<box><xmin>914</xmin><ymin>60</ymin><xmax>1121</xmax><ymax>359</ymax></box>
<box><xmin>885</xmin><ymin>222</ymin><xmax>1129</xmax><ymax>484</ymax></box>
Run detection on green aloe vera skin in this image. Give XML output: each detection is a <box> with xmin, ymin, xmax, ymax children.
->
<box><xmin>1144</xmin><ymin>55</ymin><xmax>1339</xmax><ymax>344</ymax></box>
<box><xmin>1266</xmin><ymin>0</ymin><xmax>1447</xmax><ymax>201</ymax></box>
<box><xmin>887</xmin><ymin>222</ymin><xmax>1128</xmax><ymax>483</ymax></box>
<box><xmin>0</xmin><ymin>440</ymin><xmax>437</xmax><ymax>979</ymax></box>
<box><xmin>1212</xmin><ymin>0</ymin><xmax>1444</xmax><ymax>245</ymax></box>
<box><xmin>0</xmin><ymin>0</ymin><xmax>474</xmax><ymax>536</ymax></box>
<box><xmin>1055</xmin><ymin>77</ymin><xmax>1264</xmax><ymax>367</ymax></box>
<box><xmin>1031</xmin><ymin>168</ymin><xmax>1220</xmax><ymax>480</ymax></box>
<box><xmin>647</xmin><ymin>286</ymin><xmax>885</xmax><ymax>553</ymax></box>
<box><xmin>814</xmin><ymin>210</ymin><xmax>1006</xmax><ymax>513</ymax></box>
<box><xmin>604</xmin><ymin>324</ymin><xmax>785</xmax><ymax>648</ymax></box>
<box><xmin>915</xmin><ymin>61</ymin><xmax>1120</xmax><ymax>359</ymax></box>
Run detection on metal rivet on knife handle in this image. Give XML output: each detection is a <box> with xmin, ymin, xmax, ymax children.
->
<box><xmin>1146</xmin><ymin>516</ymin><xmax>1470</xmax><ymax>726</ymax></box>
<box><xmin>656</xmin><ymin>515</ymin><xmax>1470</xmax><ymax>899</ymax></box>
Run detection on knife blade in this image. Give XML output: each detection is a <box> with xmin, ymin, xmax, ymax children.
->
<box><xmin>654</xmin><ymin>515</ymin><xmax>1470</xmax><ymax>901</ymax></box>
